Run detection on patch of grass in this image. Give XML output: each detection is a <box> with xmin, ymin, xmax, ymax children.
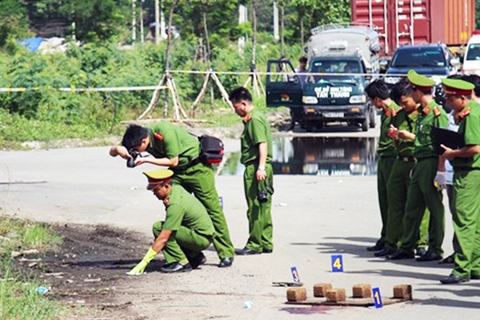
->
<box><xmin>0</xmin><ymin>260</ymin><xmax>69</xmax><ymax>320</ymax></box>
<box><xmin>0</xmin><ymin>216</ymin><xmax>69</xmax><ymax>319</ymax></box>
<box><xmin>0</xmin><ymin>217</ymin><xmax>62</xmax><ymax>254</ymax></box>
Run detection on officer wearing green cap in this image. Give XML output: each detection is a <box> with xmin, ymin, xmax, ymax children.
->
<box><xmin>127</xmin><ymin>169</ymin><xmax>215</xmax><ymax>275</ymax></box>
<box><xmin>364</xmin><ymin>79</ymin><xmax>399</xmax><ymax>253</ymax></box>
<box><xmin>438</xmin><ymin>78</ymin><xmax>480</xmax><ymax>284</ymax></box>
<box><xmin>110</xmin><ymin>122</ymin><xmax>234</xmax><ymax>268</ymax></box>
<box><xmin>229</xmin><ymin>87</ymin><xmax>274</xmax><ymax>255</ymax></box>
<box><xmin>387</xmin><ymin>70</ymin><xmax>448</xmax><ymax>261</ymax></box>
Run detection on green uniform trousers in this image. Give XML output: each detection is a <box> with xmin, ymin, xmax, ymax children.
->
<box><xmin>452</xmin><ymin>170</ymin><xmax>480</xmax><ymax>278</ymax></box>
<box><xmin>376</xmin><ymin>156</ymin><xmax>396</xmax><ymax>246</ymax></box>
<box><xmin>153</xmin><ymin>221</ymin><xmax>212</xmax><ymax>265</ymax></box>
<box><xmin>385</xmin><ymin>159</ymin><xmax>429</xmax><ymax>250</ymax></box>
<box><xmin>243</xmin><ymin>163</ymin><xmax>274</xmax><ymax>252</ymax></box>
<box><xmin>400</xmin><ymin>158</ymin><xmax>445</xmax><ymax>255</ymax></box>
<box><xmin>173</xmin><ymin>163</ymin><xmax>234</xmax><ymax>259</ymax></box>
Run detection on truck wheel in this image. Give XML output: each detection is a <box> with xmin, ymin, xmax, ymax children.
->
<box><xmin>361</xmin><ymin>119</ymin><xmax>369</xmax><ymax>132</ymax></box>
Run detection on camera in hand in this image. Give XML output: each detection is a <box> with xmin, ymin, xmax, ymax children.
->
<box><xmin>126</xmin><ymin>149</ymin><xmax>141</xmax><ymax>168</ymax></box>
<box><xmin>257</xmin><ymin>190</ymin><xmax>269</xmax><ymax>203</ymax></box>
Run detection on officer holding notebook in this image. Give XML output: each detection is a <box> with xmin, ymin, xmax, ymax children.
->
<box><xmin>438</xmin><ymin>79</ymin><xmax>480</xmax><ymax>284</ymax></box>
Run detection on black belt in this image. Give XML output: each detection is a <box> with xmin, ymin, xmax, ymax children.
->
<box><xmin>397</xmin><ymin>156</ymin><xmax>416</xmax><ymax>163</ymax></box>
<box><xmin>415</xmin><ymin>156</ymin><xmax>437</xmax><ymax>162</ymax></box>
<box><xmin>455</xmin><ymin>167</ymin><xmax>480</xmax><ymax>172</ymax></box>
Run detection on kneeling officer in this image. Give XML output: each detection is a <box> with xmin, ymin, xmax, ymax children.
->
<box><xmin>127</xmin><ymin>169</ymin><xmax>215</xmax><ymax>275</ymax></box>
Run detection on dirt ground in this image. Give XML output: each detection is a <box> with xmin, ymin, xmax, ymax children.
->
<box><xmin>14</xmin><ymin>223</ymin><xmax>155</xmax><ymax>319</ymax></box>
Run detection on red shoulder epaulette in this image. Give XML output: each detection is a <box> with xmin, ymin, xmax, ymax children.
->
<box><xmin>385</xmin><ymin>109</ymin><xmax>390</xmax><ymax>117</ymax></box>
<box><xmin>460</xmin><ymin>107</ymin><xmax>471</xmax><ymax>119</ymax></box>
<box><xmin>154</xmin><ymin>132</ymin><xmax>164</xmax><ymax>141</ymax></box>
<box><xmin>433</xmin><ymin>106</ymin><xmax>441</xmax><ymax>117</ymax></box>
<box><xmin>391</xmin><ymin>108</ymin><xmax>397</xmax><ymax>117</ymax></box>
<box><xmin>423</xmin><ymin>106</ymin><xmax>430</xmax><ymax>115</ymax></box>
<box><xmin>163</xmin><ymin>197</ymin><xmax>169</xmax><ymax>206</ymax></box>
<box><xmin>243</xmin><ymin>114</ymin><xmax>252</xmax><ymax>123</ymax></box>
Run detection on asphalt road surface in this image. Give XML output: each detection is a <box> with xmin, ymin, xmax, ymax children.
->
<box><xmin>1</xmin><ymin>133</ymin><xmax>478</xmax><ymax>319</ymax></box>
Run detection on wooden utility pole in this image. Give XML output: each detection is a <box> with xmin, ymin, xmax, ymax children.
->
<box><xmin>273</xmin><ymin>1</ymin><xmax>279</xmax><ymax>41</ymax></box>
<box><xmin>140</xmin><ymin>0</ymin><xmax>145</xmax><ymax>43</ymax></box>
<box><xmin>132</xmin><ymin>0</ymin><xmax>137</xmax><ymax>43</ymax></box>
<box><xmin>155</xmin><ymin>0</ymin><xmax>160</xmax><ymax>44</ymax></box>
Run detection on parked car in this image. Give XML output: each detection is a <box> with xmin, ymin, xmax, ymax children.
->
<box><xmin>383</xmin><ymin>43</ymin><xmax>460</xmax><ymax>87</ymax></box>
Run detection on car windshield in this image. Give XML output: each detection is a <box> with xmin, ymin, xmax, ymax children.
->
<box><xmin>390</xmin><ymin>47</ymin><xmax>446</xmax><ymax>68</ymax></box>
<box><xmin>308</xmin><ymin>60</ymin><xmax>362</xmax><ymax>84</ymax></box>
<box><xmin>466</xmin><ymin>43</ymin><xmax>480</xmax><ymax>61</ymax></box>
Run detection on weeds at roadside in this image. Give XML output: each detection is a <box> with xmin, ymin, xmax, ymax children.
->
<box><xmin>0</xmin><ymin>216</ymin><xmax>70</xmax><ymax>320</ymax></box>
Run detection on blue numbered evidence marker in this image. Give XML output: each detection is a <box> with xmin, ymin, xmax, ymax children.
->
<box><xmin>372</xmin><ymin>287</ymin><xmax>383</xmax><ymax>308</ymax></box>
<box><xmin>331</xmin><ymin>255</ymin><xmax>344</xmax><ymax>272</ymax></box>
<box><xmin>291</xmin><ymin>266</ymin><xmax>300</xmax><ymax>283</ymax></box>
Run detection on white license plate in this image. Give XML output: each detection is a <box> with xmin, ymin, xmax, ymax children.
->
<box><xmin>323</xmin><ymin>112</ymin><xmax>344</xmax><ymax>118</ymax></box>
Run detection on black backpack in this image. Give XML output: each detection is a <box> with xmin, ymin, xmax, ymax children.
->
<box><xmin>197</xmin><ymin>135</ymin><xmax>224</xmax><ymax>164</ymax></box>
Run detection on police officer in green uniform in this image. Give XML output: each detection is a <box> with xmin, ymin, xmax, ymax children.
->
<box><xmin>439</xmin><ymin>79</ymin><xmax>480</xmax><ymax>284</ymax></box>
<box><xmin>387</xmin><ymin>70</ymin><xmax>448</xmax><ymax>261</ymax></box>
<box><xmin>127</xmin><ymin>169</ymin><xmax>214</xmax><ymax>275</ymax></box>
<box><xmin>229</xmin><ymin>87</ymin><xmax>274</xmax><ymax>255</ymax></box>
<box><xmin>110</xmin><ymin>122</ymin><xmax>234</xmax><ymax>268</ymax></box>
<box><xmin>365</xmin><ymin>79</ymin><xmax>398</xmax><ymax>252</ymax></box>
<box><xmin>378</xmin><ymin>79</ymin><xmax>429</xmax><ymax>257</ymax></box>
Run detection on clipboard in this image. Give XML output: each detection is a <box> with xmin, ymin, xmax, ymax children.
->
<box><xmin>433</xmin><ymin>127</ymin><xmax>464</xmax><ymax>155</ymax></box>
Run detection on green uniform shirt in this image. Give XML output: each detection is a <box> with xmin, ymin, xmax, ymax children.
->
<box><xmin>377</xmin><ymin>102</ymin><xmax>399</xmax><ymax>157</ymax></box>
<box><xmin>146</xmin><ymin>122</ymin><xmax>201</xmax><ymax>169</ymax></box>
<box><xmin>452</xmin><ymin>100</ymin><xmax>480</xmax><ymax>169</ymax></box>
<box><xmin>413</xmin><ymin>100</ymin><xmax>448</xmax><ymax>158</ymax></box>
<box><xmin>162</xmin><ymin>184</ymin><xmax>215</xmax><ymax>237</ymax></box>
<box><xmin>392</xmin><ymin>107</ymin><xmax>418</xmax><ymax>157</ymax></box>
<box><xmin>240</xmin><ymin>108</ymin><xmax>273</xmax><ymax>165</ymax></box>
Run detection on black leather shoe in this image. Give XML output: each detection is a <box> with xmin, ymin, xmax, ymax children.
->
<box><xmin>374</xmin><ymin>248</ymin><xmax>395</xmax><ymax>257</ymax></box>
<box><xmin>386</xmin><ymin>250</ymin><xmax>414</xmax><ymax>260</ymax></box>
<box><xmin>416</xmin><ymin>251</ymin><xmax>442</xmax><ymax>262</ymax></box>
<box><xmin>262</xmin><ymin>248</ymin><xmax>273</xmax><ymax>253</ymax></box>
<box><xmin>366</xmin><ymin>242</ymin><xmax>384</xmax><ymax>252</ymax></box>
<box><xmin>235</xmin><ymin>247</ymin><xmax>261</xmax><ymax>255</ymax></box>
<box><xmin>415</xmin><ymin>247</ymin><xmax>427</xmax><ymax>257</ymax></box>
<box><xmin>439</xmin><ymin>253</ymin><xmax>454</xmax><ymax>264</ymax></box>
<box><xmin>440</xmin><ymin>274</ymin><xmax>469</xmax><ymax>284</ymax></box>
<box><xmin>218</xmin><ymin>257</ymin><xmax>233</xmax><ymax>268</ymax></box>
<box><xmin>160</xmin><ymin>262</ymin><xmax>192</xmax><ymax>273</ymax></box>
<box><xmin>189</xmin><ymin>253</ymin><xmax>206</xmax><ymax>269</ymax></box>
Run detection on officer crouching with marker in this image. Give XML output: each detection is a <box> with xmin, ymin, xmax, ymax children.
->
<box><xmin>438</xmin><ymin>79</ymin><xmax>480</xmax><ymax>284</ymax></box>
<box><xmin>127</xmin><ymin>169</ymin><xmax>215</xmax><ymax>275</ymax></box>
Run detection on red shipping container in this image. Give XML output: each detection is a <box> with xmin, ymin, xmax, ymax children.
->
<box><xmin>351</xmin><ymin>0</ymin><xmax>475</xmax><ymax>56</ymax></box>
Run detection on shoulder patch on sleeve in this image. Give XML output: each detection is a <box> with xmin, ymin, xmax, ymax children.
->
<box><xmin>423</xmin><ymin>106</ymin><xmax>430</xmax><ymax>115</ymax></box>
<box><xmin>243</xmin><ymin>114</ymin><xmax>252</xmax><ymax>123</ymax></box>
<box><xmin>459</xmin><ymin>107</ymin><xmax>471</xmax><ymax>119</ymax></box>
<box><xmin>154</xmin><ymin>132</ymin><xmax>164</xmax><ymax>141</ymax></box>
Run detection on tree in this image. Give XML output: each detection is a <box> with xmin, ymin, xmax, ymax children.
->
<box><xmin>0</xmin><ymin>0</ymin><xmax>28</xmax><ymax>48</ymax></box>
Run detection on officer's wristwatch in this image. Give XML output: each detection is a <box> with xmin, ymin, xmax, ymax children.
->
<box><xmin>258</xmin><ymin>166</ymin><xmax>266</xmax><ymax>171</ymax></box>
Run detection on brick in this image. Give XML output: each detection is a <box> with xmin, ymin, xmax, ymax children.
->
<box><xmin>325</xmin><ymin>288</ymin><xmax>346</xmax><ymax>302</ymax></box>
<box><xmin>393</xmin><ymin>285</ymin><xmax>412</xmax><ymax>300</ymax></box>
<box><xmin>313</xmin><ymin>283</ymin><xmax>332</xmax><ymax>297</ymax></box>
<box><xmin>352</xmin><ymin>284</ymin><xmax>372</xmax><ymax>298</ymax></box>
<box><xmin>287</xmin><ymin>287</ymin><xmax>307</xmax><ymax>302</ymax></box>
